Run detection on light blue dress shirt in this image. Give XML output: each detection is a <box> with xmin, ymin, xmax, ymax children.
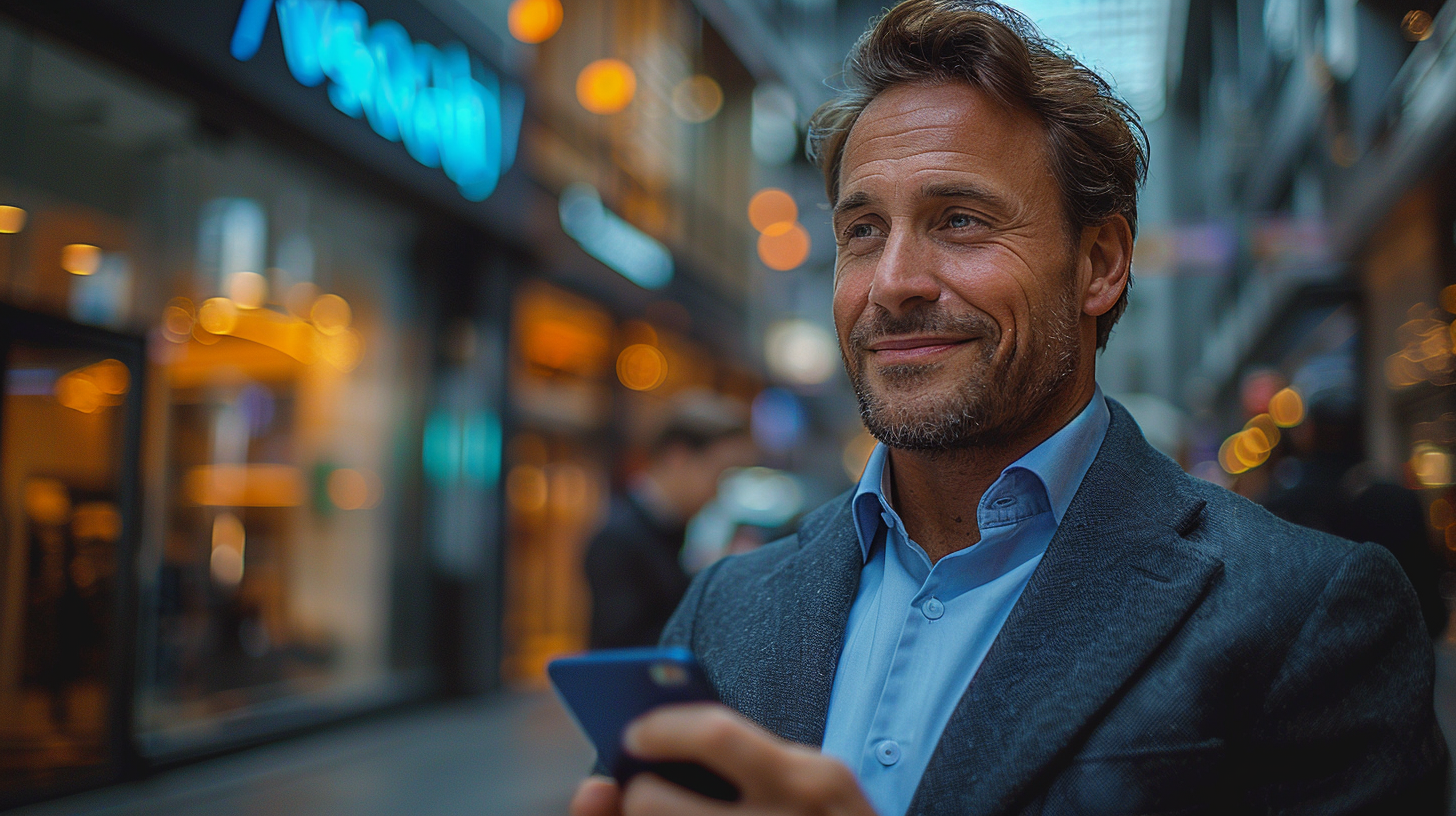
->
<box><xmin>820</xmin><ymin>389</ymin><xmax>1111</xmax><ymax>816</ymax></box>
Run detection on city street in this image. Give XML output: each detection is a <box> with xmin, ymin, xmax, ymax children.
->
<box><xmin>10</xmin><ymin>691</ymin><xmax>593</xmax><ymax>816</ymax></box>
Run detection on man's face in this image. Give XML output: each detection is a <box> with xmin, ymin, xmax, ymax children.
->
<box><xmin>831</xmin><ymin>81</ymin><xmax>1086</xmax><ymax>451</ymax></box>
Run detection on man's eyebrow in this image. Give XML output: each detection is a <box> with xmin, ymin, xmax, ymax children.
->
<box><xmin>832</xmin><ymin>191</ymin><xmax>873</xmax><ymax>219</ymax></box>
<box><xmin>921</xmin><ymin>183</ymin><xmax>1013</xmax><ymax>212</ymax></box>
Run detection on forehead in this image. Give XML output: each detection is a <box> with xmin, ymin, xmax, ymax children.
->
<box><xmin>838</xmin><ymin>81</ymin><xmax>1054</xmax><ymax>202</ymax></box>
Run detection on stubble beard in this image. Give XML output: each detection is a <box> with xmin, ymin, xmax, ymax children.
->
<box><xmin>844</xmin><ymin>286</ymin><xmax>1083</xmax><ymax>453</ymax></box>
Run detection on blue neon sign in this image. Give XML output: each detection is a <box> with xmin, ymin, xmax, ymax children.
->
<box><xmin>231</xmin><ymin>0</ymin><xmax>523</xmax><ymax>201</ymax></box>
<box><xmin>559</xmin><ymin>184</ymin><xmax>674</xmax><ymax>289</ymax></box>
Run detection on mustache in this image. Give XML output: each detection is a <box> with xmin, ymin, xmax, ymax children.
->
<box><xmin>846</xmin><ymin>307</ymin><xmax>998</xmax><ymax>350</ymax></box>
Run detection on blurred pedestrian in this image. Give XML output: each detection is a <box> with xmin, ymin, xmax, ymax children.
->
<box><xmin>1264</xmin><ymin>389</ymin><xmax>1447</xmax><ymax>637</ymax></box>
<box><xmin>584</xmin><ymin>393</ymin><xmax>753</xmax><ymax>648</ymax></box>
<box><xmin>572</xmin><ymin>0</ymin><xmax>1445</xmax><ymax>813</ymax></box>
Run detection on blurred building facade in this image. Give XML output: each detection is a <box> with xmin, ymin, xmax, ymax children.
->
<box><xmin>0</xmin><ymin>0</ymin><xmax>777</xmax><ymax>806</ymax></box>
<box><xmin>1110</xmin><ymin>0</ymin><xmax>1456</xmax><ymax>574</ymax></box>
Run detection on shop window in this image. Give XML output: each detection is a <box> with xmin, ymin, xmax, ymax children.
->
<box><xmin>0</xmin><ymin>310</ymin><xmax>141</xmax><ymax>806</ymax></box>
<box><xmin>0</xmin><ymin>20</ymin><xmax>434</xmax><ymax>776</ymax></box>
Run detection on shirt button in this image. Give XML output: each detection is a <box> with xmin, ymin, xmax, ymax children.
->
<box><xmin>875</xmin><ymin>739</ymin><xmax>901</xmax><ymax>766</ymax></box>
<box><xmin>922</xmin><ymin>597</ymin><xmax>944</xmax><ymax>620</ymax></box>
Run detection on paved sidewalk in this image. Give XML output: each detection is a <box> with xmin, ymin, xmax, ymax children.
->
<box><xmin>10</xmin><ymin>691</ymin><xmax>594</xmax><ymax>816</ymax></box>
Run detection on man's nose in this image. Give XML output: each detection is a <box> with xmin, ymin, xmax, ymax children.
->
<box><xmin>868</xmin><ymin>229</ymin><xmax>940</xmax><ymax>315</ymax></box>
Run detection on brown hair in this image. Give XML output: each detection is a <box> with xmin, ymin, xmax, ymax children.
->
<box><xmin>807</xmin><ymin>0</ymin><xmax>1147</xmax><ymax>349</ymax></box>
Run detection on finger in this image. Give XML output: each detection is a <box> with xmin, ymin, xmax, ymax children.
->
<box><xmin>623</xmin><ymin>703</ymin><xmax>794</xmax><ymax>788</ymax></box>
<box><xmin>621</xmin><ymin>772</ymin><xmax>738</xmax><ymax>816</ymax></box>
<box><xmin>570</xmin><ymin>775</ymin><xmax>622</xmax><ymax>816</ymax></box>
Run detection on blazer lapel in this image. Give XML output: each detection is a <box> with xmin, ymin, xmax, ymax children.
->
<box><xmin>719</xmin><ymin>495</ymin><xmax>863</xmax><ymax>747</ymax></box>
<box><xmin>908</xmin><ymin>402</ymin><xmax>1224</xmax><ymax>816</ymax></box>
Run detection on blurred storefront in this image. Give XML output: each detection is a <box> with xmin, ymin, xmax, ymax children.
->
<box><xmin>0</xmin><ymin>0</ymin><xmax>504</xmax><ymax>806</ymax></box>
<box><xmin>0</xmin><ymin>0</ymin><xmax>769</xmax><ymax>806</ymax></box>
<box><xmin>1131</xmin><ymin>0</ymin><xmax>1456</xmax><ymax>608</ymax></box>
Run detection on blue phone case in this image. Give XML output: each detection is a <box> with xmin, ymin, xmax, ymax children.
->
<box><xmin>547</xmin><ymin>647</ymin><xmax>739</xmax><ymax>802</ymax></box>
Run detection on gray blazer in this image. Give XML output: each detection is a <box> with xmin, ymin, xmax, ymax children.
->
<box><xmin>662</xmin><ymin>399</ymin><xmax>1447</xmax><ymax>815</ymax></box>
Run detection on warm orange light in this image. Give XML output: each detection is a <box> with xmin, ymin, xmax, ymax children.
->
<box><xmin>508</xmin><ymin>0</ymin><xmax>563</xmax><ymax>43</ymax></box>
<box><xmin>23</xmin><ymin>478</ymin><xmax>71</xmax><ymax>525</ymax></box>
<box><xmin>1403</xmin><ymin>9</ymin><xmax>1434</xmax><ymax>41</ymax></box>
<box><xmin>1431</xmin><ymin>498</ymin><xmax>1454</xmax><ymax>529</ymax></box>
<box><xmin>163</xmin><ymin>298</ymin><xmax>196</xmax><ymax>342</ymax></box>
<box><xmin>0</xmin><ymin>205</ymin><xmax>26</xmax><ymax>234</ymax></box>
<box><xmin>319</xmin><ymin>327</ymin><xmax>363</xmax><ymax>371</ymax></box>
<box><xmin>327</xmin><ymin>468</ymin><xmax>377</xmax><ymax>510</ymax></box>
<box><xmin>617</xmin><ymin>343</ymin><xmax>667</xmax><ymax>390</ymax></box>
<box><xmin>1244</xmin><ymin>413</ymin><xmax>1280</xmax><ymax>450</ymax></box>
<box><xmin>1218</xmin><ymin>436</ymin><xmax>1247</xmax><ymax>475</ymax></box>
<box><xmin>198</xmin><ymin>297</ymin><xmax>241</xmax><ymax>335</ymax></box>
<box><xmin>311</xmin><ymin>293</ymin><xmax>352</xmax><ymax>335</ymax></box>
<box><xmin>577</xmin><ymin>59</ymin><xmax>636</xmax><ymax>114</ymax></box>
<box><xmin>185</xmin><ymin>464</ymin><xmax>305</xmax><ymax>506</ymax></box>
<box><xmin>671</xmin><ymin>75</ymin><xmax>723</xmax><ymax>123</ymax></box>
<box><xmin>61</xmin><ymin>243</ymin><xmax>101</xmax><ymax>275</ymax></box>
<box><xmin>1412</xmin><ymin>444</ymin><xmax>1453</xmax><ymax>488</ymax></box>
<box><xmin>748</xmin><ymin>189</ymin><xmax>797</xmax><ymax>233</ymax></box>
<box><xmin>1232</xmin><ymin>430</ymin><xmax>1269</xmax><ymax>468</ymax></box>
<box><xmin>55</xmin><ymin>373</ymin><xmax>105</xmax><ymax>413</ymax></box>
<box><xmin>89</xmin><ymin>359</ymin><xmax>130</xmax><ymax>395</ymax></box>
<box><xmin>72</xmin><ymin>501</ymin><xmax>121</xmax><ymax>542</ymax></box>
<box><xmin>757</xmin><ymin>222</ymin><xmax>811</xmax><ymax>271</ymax></box>
<box><xmin>1268</xmin><ymin>387</ymin><xmax>1304</xmax><ymax>427</ymax></box>
<box><xmin>523</xmin><ymin>317</ymin><xmax>610</xmax><ymax>374</ymax></box>
<box><xmin>227</xmin><ymin>271</ymin><xmax>268</xmax><ymax>308</ymax></box>
<box><xmin>507</xmin><ymin>464</ymin><xmax>549</xmax><ymax>512</ymax></box>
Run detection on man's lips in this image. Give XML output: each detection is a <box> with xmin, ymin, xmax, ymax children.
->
<box><xmin>863</xmin><ymin>335</ymin><xmax>973</xmax><ymax>362</ymax></box>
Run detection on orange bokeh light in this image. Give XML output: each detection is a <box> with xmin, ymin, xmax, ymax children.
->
<box><xmin>616</xmin><ymin>343</ymin><xmax>667</xmax><ymax>391</ymax></box>
<box><xmin>1268</xmin><ymin>387</ymin><xmax>1304</xmax><ymax>427</ymax></box>
<box><xmin>61</xmin><ymin>243</ymin><xmax>101</xmax><ymax>275</ymax></box>
<box><xmin>748</xmin><ymin>189</ymin><xmax>797</xmax><ymax>233</ymax></box>
<box><xmin>577</xmin><ymin>59</ymin><xmax>636</xmax><ymax>115</ymax></box>
<box><xmin>508</xmin><ymin>0</ymin><xmax>563</xmax><ymax>43</ymax></box>
<box><xmin>757</xmin><ymin>222</ymin><xmax>811</xmax><ymax>271</ymax></box>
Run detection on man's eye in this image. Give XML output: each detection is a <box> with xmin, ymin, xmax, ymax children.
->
<box><xmin>849</xmin><ymin>224</ymin><xmax>877</xmax><ymax>239</ymax></box>
<box><xmin>948</xmin><ymin>213</ymin><xmax>976</xmax><ymax>229</ymax></box>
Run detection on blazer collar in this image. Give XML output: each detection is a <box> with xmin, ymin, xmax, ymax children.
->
<box><xmin>741</xmin><ymin>396</ymin><xmax>1220</xmax><ymax>811</ymax></box>
<box><xmin>907</xmin><ymin>399</ymin><xmax>1221</xmax><ymax>815</ymax></box>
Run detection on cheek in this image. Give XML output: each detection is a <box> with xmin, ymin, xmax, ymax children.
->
<box><xmin>831</xmin><ymin>272</ymin><xmax>867</xmax><ymax>339</ymax></box>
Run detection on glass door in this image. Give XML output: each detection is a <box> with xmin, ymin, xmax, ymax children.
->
<box><xmin>0</xmin><ymin>305</ymin><xmax>142</xmax><ymax>807</ymax></box>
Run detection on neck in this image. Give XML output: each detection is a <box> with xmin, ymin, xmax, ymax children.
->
<box><xmin>887</xmin><ymin>381</ymin><xmax>1095</xmax><ymax>563</ymax></box>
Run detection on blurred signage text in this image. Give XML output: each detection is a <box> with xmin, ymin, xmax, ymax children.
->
<box><xmin>558</xmin><ymin>184</ymin><xmax>673</xmax><ymax>289</ymax></box>
<box><xmin>230</xmin><ymin>0</ymin><xmax>523</xmax><ymax>201</ymax></box>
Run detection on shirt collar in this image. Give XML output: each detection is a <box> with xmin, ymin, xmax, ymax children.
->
<box><xmin>850</xmin><ymin>385</ymin><xmax>1111</xmax><ymax>561</ymax></box>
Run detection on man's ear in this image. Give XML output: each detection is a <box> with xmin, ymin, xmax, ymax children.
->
<box><xmin>1079</xmin><ymin>215</ymin><xmax>1133</xmax><ymax>318</ymax></box>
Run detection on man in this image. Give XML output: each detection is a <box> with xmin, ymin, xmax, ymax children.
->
<box><xmin>573</xmin><ymin>0</ymin><xmax>1446</xmax><ymax>812</ymax></box>
<box><xmin>585</xmin><ymin>391</ymin><xmax>753</xmax><ymax>648</ymax></box>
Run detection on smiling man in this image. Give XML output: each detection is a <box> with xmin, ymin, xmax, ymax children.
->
<box><xmin>571</xmin><ymin>1</ymin><xmax>1446</xmax><ymax>814</ymax></box>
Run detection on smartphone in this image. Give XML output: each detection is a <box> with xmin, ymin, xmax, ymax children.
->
<box><xmin>548</xmin><ymin>647</ymin><xmax>740</xmax><ymax>802</ymax></box>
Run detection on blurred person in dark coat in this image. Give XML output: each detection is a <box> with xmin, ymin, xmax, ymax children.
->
<box><xmin>1264</xmin><ymin>388</ymin><xmax>1448</xmax><ymax>637</ymax></box>
<box><xmin>571</xmin><ymin>1</ymin><xmax>1446</xmax><ymax>813</ymax></box>
<box><xmin>585</xmin><ymin>393</ymin><xmax>753</xmax><ymax>648</ymax></box>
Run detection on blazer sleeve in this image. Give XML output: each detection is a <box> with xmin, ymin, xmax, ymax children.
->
<box><xmin>1248</xmin><ymin>543</ymin><xmax>1448</xmax><ymax>814</ymax></box>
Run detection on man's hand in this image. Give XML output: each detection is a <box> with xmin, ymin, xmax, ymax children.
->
<box><xmin>569</xmin><ymin>703</ymin><xmax>876</xmax><ymax>816</ymax></box>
